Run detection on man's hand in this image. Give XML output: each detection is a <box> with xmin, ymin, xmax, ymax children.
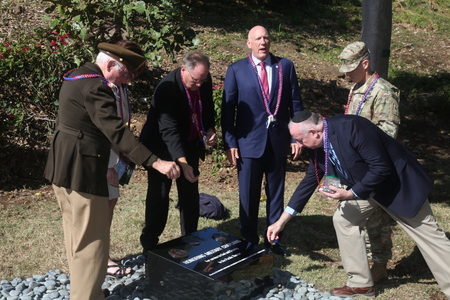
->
<box><xmin>152</xmin><ymin>159</ymin><xmax>180</xmax><ymax>180</ymax></box>
<box><xmin>225</xmin><ymin>148</ymin><xmax>239</xmax><ymax>166</ymax></box>
<box><xmin>267</xmin><ymin>212</ymin><xmax>293</xmax><ymax>243</ymax></box>
<box><xmin>180</xmin><ymin>163</ymin><xmax>199</xmax><ymax>183</ymax></box>
<box><xmin>267</xmin><ymin>222</ymin><xmax>284</xmax><ymax>244</ymax></box>
<box><xmin>291</xmin><ymin>142</ymin><xmax>303</xmax><ymax>160</ymax></box>
<box><xmin>205</xmin><ymin>129</ymin><xmax>218</xmax><ymax>147</ymax></box>
<box><xmin>177</xmin><ymin>157</ymin><xmax>199</xmax><ymax>183</ymax></box>
<box><xmin>319</xmin><ymin>185</ymin><xmax>354</xmax><ymax>200</ymax></box>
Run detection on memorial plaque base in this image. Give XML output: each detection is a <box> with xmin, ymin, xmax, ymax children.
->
<box><xmin>228</xmin><ymin>251</ymin><xmax>274</xmax><ymax>282</ymax></box>
<box><xmin>144</xmin><ymin>227</ymin><xmax>270</xmax><ymax>300</ymax></box>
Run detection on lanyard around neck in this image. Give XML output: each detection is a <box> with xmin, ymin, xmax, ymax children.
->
<box><xmin>63</xmin><ymin>69</ymin><xmax>131</xmax><ymax>128</ymax></box>
<box><xmin>314</xmin><ymin>117</ymin><xmax>329</xmax><ymax>186</ymax></box>
<box><xmin>248</xmin><ymin>55</ymin><xmax>283</xmax><ymax>117</ymax></box>
<box><xmin>109</xmin><ymin>84</ymin><xmax>131</xmax><ymax>128</ymax></box>
<box><xmin>180</xmin><ymin>69</ymin><xmax>204</xmax><ymax>139</ymax></box>
<box><xmin>344</xmin><ymin>73</ymin><xmax>380</xmax><ymax>115</ymax></box>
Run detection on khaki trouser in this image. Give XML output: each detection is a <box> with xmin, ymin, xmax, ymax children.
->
<box><xmin>54</xmin><ymin>185</ymin><xmax>110</xmax><ymax>300</ymax></box>
<box><xmin>333</xmin><ymin>198</ymin><xmax>450</xmax><ymax>298</ymax></box>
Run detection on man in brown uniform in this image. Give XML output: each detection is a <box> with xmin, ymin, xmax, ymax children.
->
<box><xmin>45</xmin><ymin>42</ymin><xmax>180</xmax><ymax>300</ymax></box>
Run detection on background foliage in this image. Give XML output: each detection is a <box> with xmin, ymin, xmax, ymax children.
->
<box><xmin>0</xmin><ymin>0</ymin><xmax>194</xmax><ymax>148</ymax></box>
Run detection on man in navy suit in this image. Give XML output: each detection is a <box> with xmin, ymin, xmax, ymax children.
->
<box><xmin>221</xmin><ymin>25</ymin><xmax>303</xmax><ymax>256</ymax></box>
<box><xmin>267</xmin><ymin>111</ymin><xmax>450</xmax><ymax>298</ymax></box>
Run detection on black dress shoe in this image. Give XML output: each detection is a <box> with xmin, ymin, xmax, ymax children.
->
<box><xmin>271</xmin><ymin>243</ymin><xmax>291</xmax><ymax>257</ymax></box>
<box><xmin>102</xmin><ymin>288</ymin><xmax>110</xmax><ymax>298</ymax></box>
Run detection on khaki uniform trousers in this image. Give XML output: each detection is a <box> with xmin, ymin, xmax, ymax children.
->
<box><xmin>333</xmin><ymin>198</ymin><xmax>450</xmax><ymax>298</ymax></box>
<box><xmin>53</xmin><ymin>185</ymin><xmax>110</xmax><ymax>300</ymax></box>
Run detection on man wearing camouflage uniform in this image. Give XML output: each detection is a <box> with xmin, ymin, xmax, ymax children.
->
<box><xmin>339</xmin><ymin>41</ymin><xmax>400</xmax><ymax>283</ymax></box>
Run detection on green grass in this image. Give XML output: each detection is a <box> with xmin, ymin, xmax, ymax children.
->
<box><xmin>2</xmin><ymin>169</ymin><xmax>449</xmax><ymax>299</ymax></box>
<box><xmin>394</xmin><ymin>0</ymin><xmax>450</xmax><ymax>33</ymax></box>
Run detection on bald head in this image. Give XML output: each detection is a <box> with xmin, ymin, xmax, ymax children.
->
<box><xmin>247</xmin><ymin>25</ymin><xmax>270</xmax><ymax>61</ymax></box>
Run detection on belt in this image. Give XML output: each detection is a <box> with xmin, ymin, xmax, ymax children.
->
<box><xmin>57</xmin><ymin>123</ymin><xmax>105</xmax><ymax>143</ymax></box>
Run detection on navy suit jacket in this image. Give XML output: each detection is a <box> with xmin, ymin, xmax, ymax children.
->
<box><xmin>221</xmin><ymin>53</ymin><xmax>303</xmax><ymax>158</ymax></box>
<box><xmin>288</xmin><ymin>114</ymin><xmax>433</xmax><ymax>218</ymax></box>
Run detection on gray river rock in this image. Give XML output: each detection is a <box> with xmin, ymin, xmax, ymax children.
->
<box><xmin>0</xmin><ymin>255</ymin><xmax>355</xmax><ymax>300</ymax></box>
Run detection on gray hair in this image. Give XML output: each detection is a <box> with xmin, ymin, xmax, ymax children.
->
<box><xmin>182</xmin><ymin>52</ymin><xmax>210</xmax><ymax>72</ymax></box>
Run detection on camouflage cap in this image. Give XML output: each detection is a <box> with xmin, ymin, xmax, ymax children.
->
<box><xmin>338</xmin><ymin>41</ymin><xmax>370</xmax><ymax>73</ymax></box>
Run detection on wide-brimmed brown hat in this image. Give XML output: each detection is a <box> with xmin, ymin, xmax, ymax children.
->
<box><xmin>98</xmin><ymin>42</ymin><xmax>146</xmax><ymax>72</ymax></box>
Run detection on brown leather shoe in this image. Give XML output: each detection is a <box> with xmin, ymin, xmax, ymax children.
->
<box><xmin>371</xmin><ymin>262</ymin><xmax>388</xmax><ymax>283</ymax></box>
<box><xmin>331</xmin><ymin>285</ymin><xmax>375</xmax><ymax>298</ymax></box>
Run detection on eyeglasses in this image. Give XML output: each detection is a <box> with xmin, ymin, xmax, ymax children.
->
<box><xmin>116</xmin><ymin>62</ymin><xmax>134</xmax><ymax>79</ymax></box>
<box><xmin>188</xmin><ymin>71</ymin><xmax>208</xmax><ymax>84</ymax></box>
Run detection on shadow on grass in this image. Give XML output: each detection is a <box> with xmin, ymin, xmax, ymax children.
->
<box><xmin>300</xmin><ymin>78</ymin><xmax>349</xmax><ymax>117</ymax></box>
<box><xmin>0</xmin><ymin>143</ymin><xmax>48</xmax><ymax>191</ymax></box>
<box><xmin>377</xmin><ymin>243</ymin><xmax>449</xmax><ymax>299</ymax></box>
<box><xmin>187</xmin><ymin>0</ymin><xmax>362</xmax><ymax>43</ymax></box>
<box><xmin>391</xmin><ymin>71</ymin><xmax>450</xmax><ymax>207</ymax></box>
<box><xmin>215</xmin><ymin>214</ymin><xmax>338</xmax><ymax>262</ymax></box>
<box><xmin>212</xmin><ymin>214</ymin><xmax>450</xmax><ymax>296</ymax></box>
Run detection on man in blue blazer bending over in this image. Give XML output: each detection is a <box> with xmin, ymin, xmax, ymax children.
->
<box><xmin>267</xmin><ymin>111</ymin><xmax>450</xmax><ymax>298</ymax></box>
<box><xmin>221</xmin><ymin>25</ymin><xmax>303</xmax><ymax>256</ymax></box>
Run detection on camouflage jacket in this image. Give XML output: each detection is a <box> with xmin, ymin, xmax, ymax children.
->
<box><xmin>346</xmin><ymin>73</ymin><xmax>400</xmax><ymax>138</ymax></box>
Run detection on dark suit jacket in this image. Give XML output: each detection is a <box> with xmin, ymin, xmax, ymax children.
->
<box><xmin>139</xmin><ymin>67</ymin><xmax>214</xmax><ymax>162</ymax></box>
<box><xmin>221</xmin><ymin>53</ymin><xmax>303</xmax><ymax>158</ymax></box>
<box><xmin>45</xmin><ymin>62</ymin><xmax>156</xmax><ymax>197</ymax></box>
<box><xmin>288</xmin><ymin>114</ymin><xmax>433</xmax><ymax>218</ymax></box>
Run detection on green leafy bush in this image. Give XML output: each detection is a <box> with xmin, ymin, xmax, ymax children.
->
<box><xmin>0</xmin><ymin>0</ymin><xmax>195</xmax><ymax>147</ymax></box>
<box><xmin>206</xmin><ymin>83</ymin><xmax>227</xmax><ymax>173</ymax></box>
<box><xmin>212</xmin><ymin>83</ymin><xmax>224</xmax><ymax>127</ymax></box>
<box><xmin>43</xmin><ymin>0</ymin><xmax>196</xmax><ymax>66</ymax></box>
<box><xmin>1</xmin><ymin>30</ymin><xmax>91</xmax><ymax>146</ymax></box>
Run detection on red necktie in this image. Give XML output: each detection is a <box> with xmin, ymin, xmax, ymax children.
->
<box><xmin>259</xmin><ymin>61</ymin><xmax>269</xmax><ymax>97</ymax></box>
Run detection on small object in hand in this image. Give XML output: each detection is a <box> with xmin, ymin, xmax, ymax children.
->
<box><xmin>319</xmin><ymin>186</ymin><xmax>336</xmax><ymax>194</ymax></box>
<box><xmin>202</xmin><ymin>134</ymin><xmax>209</xmax><ymax>148</ymax></box>
<box><xmin>320</xmin><ymin>175</ymin><xmax>340</xmax><ymax>194</ymax></box>
<box><xmin>119</xmin><ymin>162</ymin><xmax>136</xmax><ymax>185</ymax></box>
<box><xmin>168</xmin><ymin>249</ymin><xmax>189</xmax><ymax>259</ymax></box>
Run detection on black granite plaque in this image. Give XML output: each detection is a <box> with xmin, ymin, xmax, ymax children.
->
<box><xmin>144</xmin><ymin>227</ymin><xmax>268</xmax><ymax>299</ymax></box>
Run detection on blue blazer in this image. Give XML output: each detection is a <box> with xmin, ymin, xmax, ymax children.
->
<box><xmin>221</xmin><ymin>53</ymin><xmax>303</xmax><ymax>158</ymax></box>
<box><xmin>288</xmin><ymin>114</ymin><xmax>433</xmax><ymax>218</ymax></box>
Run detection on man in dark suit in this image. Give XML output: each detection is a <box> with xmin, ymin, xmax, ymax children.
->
<box><xmin>221</xmin><ymin>25</ymin><xmax>303</xmax><ymax>256</ymax></box>
<box><xmin>139</xmin><ymin>52</ymin><xmax>217</xmax><ymax>252</ymax></box>
<box><xmin>45</xmin><ymin>42</ymin><xmax>180</xmax><ymax>300</ymax></box>
<box><xmin>267</xmin><ymin>111</ymin><xmax>450</xmax><ymax>298</ymax></box>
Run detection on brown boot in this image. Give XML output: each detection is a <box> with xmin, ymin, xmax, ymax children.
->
<box><xmin>371</xmin><ymin>263</ymin><xmax>388</xmax><ymax>284</ymax></box>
